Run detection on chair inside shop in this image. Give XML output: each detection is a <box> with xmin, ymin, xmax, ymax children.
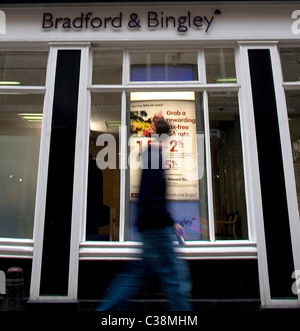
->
<box><xmin>214</xmin><ymin>211</ymin><xmax>239</xmax><ymax>240</ymax></box>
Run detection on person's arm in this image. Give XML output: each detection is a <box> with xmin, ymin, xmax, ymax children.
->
<box><xmin>174</xmin><ymin>223</ymin><xmax>185</xmax><ymax>238</ymax></box>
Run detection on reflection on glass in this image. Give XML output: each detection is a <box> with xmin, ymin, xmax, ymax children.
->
<box><xmin>205</xmin><ymin>48</ymin><xmax>236</xmax><ymax>84</ymax></box>
<box><xmin>130</xmin><ymin>52</ymin><xmax>198</xmax><ymax>81</ymax></box>
<box><xmin>0</xmin><ymin>94</ymin><xmax>44</xmax><ymax>238</ymax></box>
<box><xmin>208</xmin><ymin>92</ymin><xmax>248</xmax><ymax>240</ymax></box>
<box><xmin>0</xmin><ymin>52</ymin><xmax>48</xmax><ymax>86</ymax></box>
<box><xmin>126</xmin><ymin>91</ymin><xmax>209</xmax><ymax>241</ymax></box>
<box><xmin>285</xmin><ymin>90</ymin><xmax>300</xmax><ymax>215</ymax></box>
<box><xmin>86</xmin><ymin>93</ymin><xmax>121</xmax><ymax>241</ymax></box>
<box><xmin>280</xmin><ymin>48</ymin><xmax>300</xmax><ymax>82</ymax></box>
<box><xmin>92</xmin><ymin>51</ymin><xmax>123</xmax><ymax>85</ymax></box>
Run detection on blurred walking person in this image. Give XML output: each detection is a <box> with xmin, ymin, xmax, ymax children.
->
<box><xmin>97</xmin><ymin>119</ymin><xmax>192</xmax><ymax>311</ymax></box>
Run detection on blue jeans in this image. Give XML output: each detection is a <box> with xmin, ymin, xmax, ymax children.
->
<box><xmin>97</xmin><ymin>226</ymin><xmax>192</xmax><ymax>311</ymax></box>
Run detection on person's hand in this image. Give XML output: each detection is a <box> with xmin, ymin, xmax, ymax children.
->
<box><xmin>174</xmin><ymin>223</ymin><xmax>185</xmax><ymax>239</ymax></box>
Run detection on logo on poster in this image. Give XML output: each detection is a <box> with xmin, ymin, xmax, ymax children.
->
<box><xmin>0</xmin><ymin>10</ymin><xmax>6</xmax><ymax>34</ymax></box>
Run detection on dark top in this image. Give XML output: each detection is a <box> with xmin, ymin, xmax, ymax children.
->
<box><xmin>135</xmin><ymin>143</ymin><xmax>175</xmax><ymax>231</ymax></box>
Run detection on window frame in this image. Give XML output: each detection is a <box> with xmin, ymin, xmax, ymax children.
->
<box><xmin>0</xmin><ymin>46</ymin><xmax>49</xmax><ymax>259</ymax></box>
<box><xmin>236</xmin><ymin>42</ymin><xmax>300</xmax><ymax>307</ymax></box>
<box><xmin>279</xmin><ymin>45</ymin><xmax>300</xmax><ymax>282</ymax></box>
<box><xmin>79</xmin><ymin>45</ymin><xmax>257</xmax><ymax>261</ymax></box>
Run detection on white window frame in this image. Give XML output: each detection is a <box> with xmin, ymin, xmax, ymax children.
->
<box><xmin>278</xmin><ymin>44</ymin><xmax>300</xmax><ymax>305</ymax></box>
<box><xmin>238</xmin><ymin>42</ymin><xmax>300</xmax><ymax>307</ymax></box>
<box><xmin>77</xmin><ymin>44</ymin><xmax>258</xmax><ymax>263</ymax></box>
<box><xmin>2</xmin><ymin>42</ymin><xmax>298</xmax><ymax>307</ymax></box>
<box><xmin>0</xmin><ymin>45</ymin><xmax>49</xmax><ymax>260</ymax></box>
<box><xmin>72</xmin><ymin>42</ymin><xmax>300</xmax><ymax>307</ymax></box>
<box><xmin>30</xmin><ymin>42</ymin><xmax>91</xmax><ymax>300</ymax></box>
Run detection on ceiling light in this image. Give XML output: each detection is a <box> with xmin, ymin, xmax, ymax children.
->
<box><xmin>215</xmin><ymin>77</ymin><xmax>237</xmax><ymax>83</ymax></box>
<box><xmin>19</xmin><ymin>113</ymin><xmax>43</xmax><ymax>122</ymax></box>
<box><xmin>0</xmin><ymin>81</ymin><xmax>21</xmax><ymax>86</ymax></box>
<box><xmin>106</xmin><ymin>121</ymin><xmax>121</xmax><ymax>128</ymax></box>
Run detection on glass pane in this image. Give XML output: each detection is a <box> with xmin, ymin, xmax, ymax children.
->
<box><xmin>280</xmin><ymin>48</ymin><xmax>300</xmax><ymax>82</ymax></box>
<box><xmin>285</xmin><ymin>90</ymin><xmax>300</xmax><ymax>215</ymax></box>
<box><xmin>92</xmin><ymin>51</ymin><xmax>123</xmax><ymax>85</ymax></box>
<box><xmin>0</xmin><ymin>52</ymin><xmax>48</xmax><ymax>86</ymax></box>
<box><xmin>0</xmin><ymin>94</ymin><xmax>44</xmax><ymax>238</ymax></box>
<box><xmin>86</xmin><ymin>93</ymin><xmax>121</xmax><ymax>241</ymax></box>
<box><xmin>130</xmin><ymin>52</ymin><xmax>198</xmax><ymax>81</ymax></box>
<box><xmin>127</xmin><ymin>91</ymin><xmax>209</xmax><ymax>241</ymax></box>
<box><xmin>208</xmin><ymin>92</ymin><xmax>248</xmax><ymax>239</ymax></box>
<box><xmin>205</xmin><ymin>48</ymin><xmax>236</xmax><ymax>84</ymax></box>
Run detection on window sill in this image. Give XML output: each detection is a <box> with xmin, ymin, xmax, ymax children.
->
<box><xmin>79</xmin><ymin>240</ymin><xmax>257</xmax><ymax>260</ymax></box>
<box><xmin>0</xmin><ymin>238</ymin><xmax>34</xmax><ymax>259</ymax></box>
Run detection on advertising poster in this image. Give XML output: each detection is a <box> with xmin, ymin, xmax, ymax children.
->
<box><xmin>129</xmin><ymin>201</ymin><xmax>204</xmax><ymax>241</ymax></box>
<box><xmin>130</xmin><ymin>99</ymin><xmax>199</xmax><ymax>200</ymax></box>
<box><xmin>129</xmin><ymin>95</ymin><xmax>202</xmax><ymax>240</ymax></box>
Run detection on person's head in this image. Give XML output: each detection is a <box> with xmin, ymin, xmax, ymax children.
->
<box><xmin>155</xmin><ymin>118</ymin><xmax>170</xmax><ymax>136</ymax></box>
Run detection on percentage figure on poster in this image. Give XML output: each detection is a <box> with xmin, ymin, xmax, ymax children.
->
<box><xmin>170</xmin><ymin>139</ymin><xmax>184</xmax><ymax>152</ymax></box>
<box><xmin>165</xmin><ymin>159</ymin><xmax>179</xmax><ymax>170</ymax></box>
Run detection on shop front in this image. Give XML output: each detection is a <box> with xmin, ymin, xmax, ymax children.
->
<box><xmin>0</xmin><ymin>1</ymin><xmax>299</xmax><ymax>310</ymax></box>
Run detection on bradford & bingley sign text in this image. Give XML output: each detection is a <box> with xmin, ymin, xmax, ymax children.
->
<box><xmin>42</xmin><ymin>10</ymin><xmax>219</xmax><ymax>33</ymax></box>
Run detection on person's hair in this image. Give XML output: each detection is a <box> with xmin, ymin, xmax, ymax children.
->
<box><xmin>155</xmin><ymin>118</ymin><xmax>170</xmax><ymax>136</ymax></box>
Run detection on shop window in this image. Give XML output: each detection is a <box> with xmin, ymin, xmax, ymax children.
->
<box><xmin>92</xmin><ymin>51</ymin><xmax>123</xmax><ymax>85</ymax></box>
<box><xmin>130</xmin><ymin>52</ymin><xmax>198</xmax><ymax>81</ymax></box>
<box><xmin>284</xmin><ymin>90</ymin><xmax>300</xmax><ymax>215</ymax></box>
<box><xmin>280</xmin><ymin>48</ymin><xmax>300</xmax><ymax>82</ymax></box>
<box><xmin>208</xmin><ymin>92</ymin><xmax>248</xmax><ymax>239</ymax></box>
<box><xmin>0</xmin><ymin>94</ymin><xmax>45</xmax><ymax>238</ymax></box>
<box><xmin>88</xmin><ymin>49</ymin><xmax>249</xmax><ymax>243</ymax></box>
<box><xmin>281</xmin><ymin>48</ymin><xmax>300</xmax><ymax>216</ymax></box>
<box><xmin>0</xmin><ymin>52</ymin><xmax>48</xmax><ymax>86</ymax></box>
<box><xmin>205</xmin><ymin>48</ymin><xmax>236</xmax><ymax>84</ymax></box>
<box><xmin>127</xmin><ymin>91</ymin><xmax>209</xmax><ymax>241</ymax></box>
<box><xmin>86</xmin><ymin>92</ymin><xmax>121</xmax><ymax>241</ymax></box>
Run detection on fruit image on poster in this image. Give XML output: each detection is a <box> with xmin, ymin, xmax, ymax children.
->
<box><xmin>130</xmin><ymin>98</ymin><xmax>199</xmax><ymax>201</ymax></box>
